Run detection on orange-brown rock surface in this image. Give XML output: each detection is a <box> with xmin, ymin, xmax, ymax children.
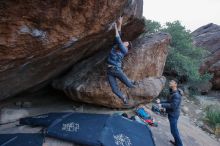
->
<box><xmin>0</xmin><ymin>0</ymin><xmax>145</xmax><ymax>99</ymax></box>
<box><xmin>192</xmin><ymin>23</ymin><xmax>220</xmax><ymax>89</ymax></box>
<box><xmin>53</xmin><ymin>32</ymin><xmax>171</xmax><ymax>108</ymax></box>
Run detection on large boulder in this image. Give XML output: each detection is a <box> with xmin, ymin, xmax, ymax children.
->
<box><xmin>53</xmin><ymin>32</ymin><xmax>171</xmax><ymax>108</ymax></box>
<box><xmin>192</xmin><ymin>23</ymin><xmax>220</xmax><ymax>89</ymax></box>
<box><xmin>0</xmin><ymin>0</ymin><xmax>145</xmax><ymax>100</ymax></box>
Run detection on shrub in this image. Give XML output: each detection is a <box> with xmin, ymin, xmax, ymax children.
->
<box><xmin>205</xmin><ymin>105</ymin><xmax>220</xmax><ymax>126</ymax></box>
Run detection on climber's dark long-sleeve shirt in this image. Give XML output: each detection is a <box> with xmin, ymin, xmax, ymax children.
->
<box><xmin>107</xmin><ymin>32</ymin><xmax>128</xmax><ymax>68</ymax></box>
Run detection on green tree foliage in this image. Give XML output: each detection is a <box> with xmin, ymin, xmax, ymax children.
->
<box><xmin>143</xmin><ymin>19</ymin><xmax>161</xmax><ymax>33</ymax></box>
<box><xmin>144</xmin><ymin>19</ymin><xmax>212</xmax><ymax>83</ymax></box>
<box><xmin>161</xmin><ymin>21</ymin><xmax>212</xmax><ymax>82</ymax></box>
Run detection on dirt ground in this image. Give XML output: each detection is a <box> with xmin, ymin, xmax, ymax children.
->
<box><xmin>0</xmin><ymin>89</ymin><xmax>219</xmax><ymax>146</ymax></box>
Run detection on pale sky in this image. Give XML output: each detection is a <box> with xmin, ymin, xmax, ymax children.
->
<box><xmin>143</xmin><ymin>0</ymin><xmax>220</xmax><ymax>31</ymax></box>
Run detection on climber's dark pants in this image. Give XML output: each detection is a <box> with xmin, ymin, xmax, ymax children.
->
<box><xmin>107</xmin><ymin>66</ymin><xmax>135</xmax><ymax>99</ymax></box>
<box><xmin>168</xmin><ymin>115</ymin><xmax>183</xmax><ymax>146</ymax></box>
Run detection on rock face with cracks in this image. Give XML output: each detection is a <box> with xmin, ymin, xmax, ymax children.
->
<box><xmin>0</xmin><ymin>0</ymin><xmax>144</xmax><ymax>100</ymax></box>
<box><xmin>192</xmin><ymin>23</ymin><xmax>220</xmax><ymax>89</ymax></box>
<box><xmin>53</xmin><ymin>32</ymin><xmax>171</xmax><ymax>108</ymax></box>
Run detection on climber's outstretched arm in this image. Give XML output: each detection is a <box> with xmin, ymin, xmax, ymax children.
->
<box><xmin>118</xmin><ymin>16</ymin><xmax>123</xmax><ymax>32</ymax></box>
<box><xmin>114</xmin><ymin>23</ymin><xmax>128</xmax><ymax>55</ymax></box>
<box><xmin>114</xmin><ymin>22</ymin><xmax>120</xmax><ymax>37</ymax></box>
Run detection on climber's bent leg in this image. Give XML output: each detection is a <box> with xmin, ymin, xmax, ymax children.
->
<box><xmin>112</xmin><ymin>67</ymin><xmax>135</xmax><ymax>88</ymax></box>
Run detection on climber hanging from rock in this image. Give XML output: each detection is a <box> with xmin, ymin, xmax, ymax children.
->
<box><xmin>107</xmin><ymin>16</ymin><xmax>136</xmax><ymax>104</ymax></box>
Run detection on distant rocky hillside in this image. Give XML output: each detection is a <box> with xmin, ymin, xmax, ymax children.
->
<box><xmin>192</xmin><ymin>23</ymin><xmax>220</xmax><ymax>89</ymax></box>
